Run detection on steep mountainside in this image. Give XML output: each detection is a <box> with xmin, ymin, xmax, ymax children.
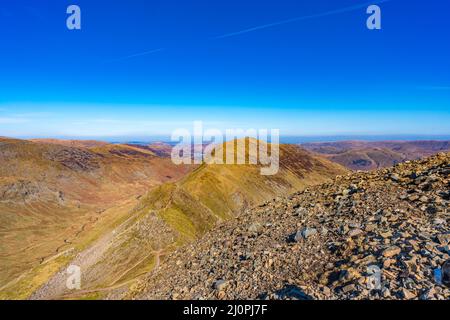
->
<box><xmin>0</xmin><ymin>137</ymin><xmax>192</xmax><ymax>298</ymax></box>
<box><xmin>129</xmin><ymin>153</ymin><xmax>450</xmax><ymax>300</ymax></box>
<box><xmin>301</xmin><ymin>141</ymin><xmax>450</xmax><ymax>171</ymax></box>
<box><xmin>28</xmin><ymin>140</ymin><xmax>347</xmax><ymax>300</ymax></box>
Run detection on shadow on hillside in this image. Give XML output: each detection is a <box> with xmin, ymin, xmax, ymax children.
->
<box><xmin>259</xmin><ymin>285</ymin><xmax>314</xmax><ymax>300</ymax></box>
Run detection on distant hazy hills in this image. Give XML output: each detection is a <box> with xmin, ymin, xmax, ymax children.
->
<box><xmin>127</xmin><ymin>142</ymin><xmax>174</xmax><ymax>158</ymax></box>
<box><xmin>301</xmin><ymin>140</ymin><xmax>450</xmax><ymax>171</ymax></box>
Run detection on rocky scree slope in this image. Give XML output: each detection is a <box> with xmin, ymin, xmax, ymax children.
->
<box><xmin>129</xmin><ymin>152</ymin><xmax>450</xmax><ymax>300</ymax></box>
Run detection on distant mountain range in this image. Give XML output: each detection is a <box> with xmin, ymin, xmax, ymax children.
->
<box><xmin>301</xmin><ymin>140</ymin><xmax>450</xmax><ymax>171</ymax></box>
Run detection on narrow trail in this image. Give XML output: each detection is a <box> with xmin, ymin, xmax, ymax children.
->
<box><xmin>57</xmin><ymin>276</ymin><xmax>138</xmax><ymax>299</ymax></box>
<box><xmin>109</xmin><ymin>249</ymin><xmax>164</xmax><ymax>287</ymax></box>
<box><xmin>35</xmin><ymin>200</ymin><xmax>130</xmax><ymax>267</ymax></box>
<box><xmin>29</xmin><ymin>200</ymin><xmax>155</xmax><ymax>300</ymax></box>
<box><xmin>0</xmin><ymin>271</ymin><xmax>29</xmax><ymax>292</ymax></box>
<box><xmin>37</xmin><ymin>220</ymin><xmax>91</xmax><ymax>265</ymax></box>
<box><xmin>58</xmin><ymin>249</ymin><xmax>165</xmax><ymax>300</ymax></box>
<box><xmin>40</xmin><ymin>248</ymin><xmax>75</xmax><ymax>265</ymax></box>
<box><xmin>29</xmin><ymin>215</ymin><xmax>130</xmax><ymax>299</ymax></box>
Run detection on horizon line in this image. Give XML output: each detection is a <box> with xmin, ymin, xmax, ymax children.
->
<box><xmin>3</xmin><ymin>133</ymin><xmax>450</xmax><ymax>144</ymax></box>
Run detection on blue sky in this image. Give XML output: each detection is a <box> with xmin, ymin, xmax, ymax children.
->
<box><xmin>0</xmin><ymin>0</ymin><xmax>449</xmax><ymax>139</ymax></box>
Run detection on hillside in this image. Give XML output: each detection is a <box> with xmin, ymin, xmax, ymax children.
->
<box><xmin>134</xmin><ymin>140</ymin><xmax>348</xmax><ymax>241</ymax></box>
<box><xmin>128</xmin><ymin>152</ymin><xmax>450</xmax><ymax>300</ymax></box>
<box><xmin>27</xmin><ymin>139</ymin><xmax>348</xmax><ymax>300</ymax></box>
<box><xmin>129</xmin><ymin>142</ymin><xmax>174</xmax><ymax>158</ymax></box>
<box><xmin>322</xmin><ymin>148</ymin><xmax>405</xmax><ymax>171</ymax></box>
<box><xmin>0</xmin><ymin>137</ymin><xmax>192</xmax><ymax>298</ymax></box>
<box><xmin>29</xmin><ymin>139</ymin><xmax>110</xmax><ymax>149</ymax></box>
<box><xmin>301</xmin><ymin>140</ymin><xmax>450</xmax><ymax>171</ymax></box>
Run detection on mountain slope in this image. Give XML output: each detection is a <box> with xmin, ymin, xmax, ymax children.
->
<box><xmin>29</xmin><ymin>138</ymin><xmax>110</xmax><ymax>149</ymax></box>
<box><xmin>136</xmin><ymin>141</ymin><xmax>348</xmax><ymax>241</ymax></box>
<box><xmin>129</xmin><ymin>152</ymin><xmax>450</xmax><ymax>300</ymax></box>
<box><xmin>325</xmin><ymin>148</ymin><xmax>405</xmax><ymax>171</ymax></box>
<box><xmin>301</xmin><ymin>140</ymin><xmax>450</xmax><ymax>171</ymax></box>
<box><xmin>0</xmin><ymin>137</ymin><xmax>192</xmax><ymax>298</ymax></box>
<box><xmin>28</xmin><ymin>140</ymin><xmax>348</xmax><ymax>299</ymax></box>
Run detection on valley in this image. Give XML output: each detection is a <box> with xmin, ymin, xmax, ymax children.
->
<box><xmin>0</xmin><ymin>137</ymin><xmax>192</xmax><ymax>298</ymax></box>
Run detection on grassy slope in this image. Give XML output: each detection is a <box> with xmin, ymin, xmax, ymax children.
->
<box><xmin>138</xmin><ymin>142</ymin><xmax>348</xmax><ymax>238</ymax></box>
<box><xmin>0</xmin><ymin>138</ymin><xmax>192</xmax><ymax>298</ymax></box>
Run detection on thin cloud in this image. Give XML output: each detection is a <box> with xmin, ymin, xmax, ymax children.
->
<box><xmin>104</xmin><ymin>48</ymin><xmax>165</xmax><ymax>63</ymax></box>
<box><xmin>418</xmin><ymin>86</ymin><xmax>450</xmax><ymax>91</ymax></box>
<box><xmin>0</xmin><ymin>117</ymin><xmax>29</xmax><ymax>124</ymax></box>
<box><xmin>214</xmin><ymin>0</ymin><xmax>391</xmax><ymax>39</ymax></box>
<box><xmin>12</xmin><ymin>112</ymin><xmax>55</xmax><ymax>118</ymax></box>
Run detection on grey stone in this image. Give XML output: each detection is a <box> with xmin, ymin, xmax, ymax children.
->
<box><xmin>213</xmin><ymin>279</ymin><xmax>229</xmax><ymax>291</ymax></box>
<box><xmin>295</xmin><ymin>227</ymin><xmax>318</xmax><ymax>241</ymax></box>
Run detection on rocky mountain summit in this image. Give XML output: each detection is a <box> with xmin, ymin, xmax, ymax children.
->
<box><xmin>129</xmin><ymin>152</ymin><xmax>450</xmax><ymax>300</ymax></box>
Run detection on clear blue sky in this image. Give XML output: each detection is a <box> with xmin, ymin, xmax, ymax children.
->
<box><xmin>0</xmin><ymin>0</ymin><xmax>449</xmax><ymax>139</ymax></box>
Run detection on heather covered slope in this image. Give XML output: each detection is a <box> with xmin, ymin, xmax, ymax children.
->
<box><xmin>0</xmin><ymin>137</ymin><xmax>192</xmax><ymax>297</ymax></box>
<box><xmin>28</xmin><ymin>140</ymin><xmax>347</xmax><ymax>299</ymax></box>
<box><xmin>302</xmin><ymin>140</ymin><xmax>450</xmax><ymax>171</ymax></box>
<box><xmin>129</xmin><ymin>153</ymin><xmax>449</xmax><ymax>300</ymax></box>
<box><xmin>28</xmin><ymin>138</ymin><xmax>110</xmax><ymax>149</ymax></box>
<box><xmin>321</xmin><ymin>148</ymin><xmax>405</xmax><ymax>171</ymax></box>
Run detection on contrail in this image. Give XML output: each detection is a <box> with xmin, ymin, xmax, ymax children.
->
<box><xmin>418</xmin><ymin>86</ymin><xmax>450</xmax><ymax>91</ymax></box>
<box><xmin>214</xmin><ymin>0</ymin><xmax>391</xmax><ymax>39</ymax></box>
<box><xmin>106</xmin><ymin>0</ymin><xmax>390</xmax><ymax>63</ymax></box>
<box><xmin>104</xmin><ymin>48</ymin><xmax>165</xmax><ymax>63</ymax></box>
